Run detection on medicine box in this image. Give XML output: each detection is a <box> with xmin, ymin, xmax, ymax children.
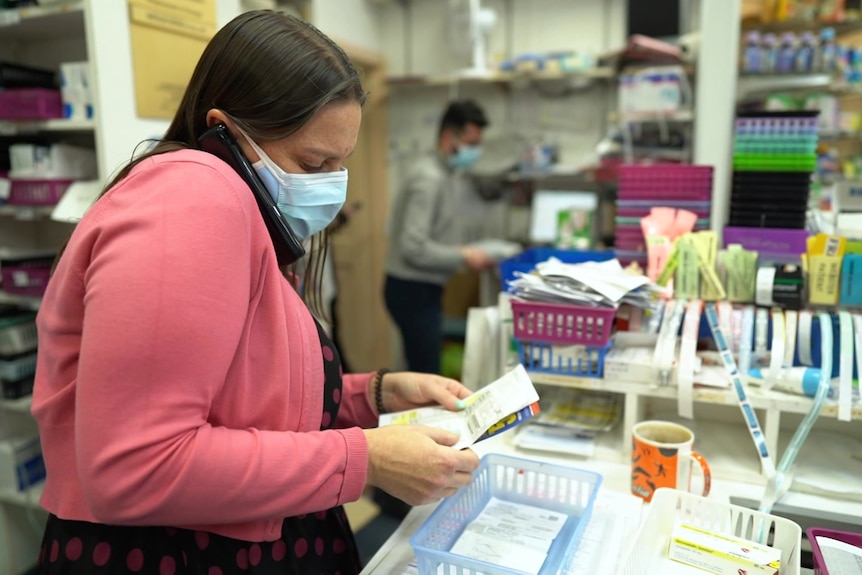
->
<box><xmin>0</xmin><ymin>434</ymin><xmax>46</xmax><ymax>492</ymax></box>
<box><xmin>668</xmin><ymin>522</ymin><xmax>781</xmax><ymax>575</ymax></box>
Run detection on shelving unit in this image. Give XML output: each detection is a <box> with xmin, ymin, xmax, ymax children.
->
<box><xmin>386</xmin><ymin>67</ymin><xmax>615</xmax><ymax>88</ymax></box>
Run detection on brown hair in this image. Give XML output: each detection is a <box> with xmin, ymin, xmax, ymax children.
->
<box><xmin>57</xmin><ymin>10</ymin><xmax>366</xmax><ymax>318</ymax></box>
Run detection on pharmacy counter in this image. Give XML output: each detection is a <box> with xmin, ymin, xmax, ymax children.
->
<box><xmin>360</xmin><ymin>432</ymin><xmax>836</xmax><ymax>575</ymax></box>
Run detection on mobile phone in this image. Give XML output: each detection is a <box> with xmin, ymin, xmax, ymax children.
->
<box><xmin>198</xmin><ymin>124</ymin><xmax>305</xmax><ymax>266</ymax></box>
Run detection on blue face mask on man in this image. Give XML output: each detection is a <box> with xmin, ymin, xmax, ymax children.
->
<box><xmin>239</xmin><ymin>128</ymin><xmax>347</xmax><ymax>240</ymax></box>
<box><xmin>448</xmin><ymin>144</ymin><xmax>482</xmax><ymax>170</ymax></box>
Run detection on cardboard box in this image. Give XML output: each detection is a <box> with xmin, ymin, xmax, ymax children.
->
<box><xmin>668</xmin><ymin>522</ymin><xmax>781</xmax><ymax>575</ymax></box>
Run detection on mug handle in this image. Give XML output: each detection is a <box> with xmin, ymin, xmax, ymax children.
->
<box><xmin>687</xmin><ymin>451</ymin><xmax>712</xmax><ymax>497</ymax></box>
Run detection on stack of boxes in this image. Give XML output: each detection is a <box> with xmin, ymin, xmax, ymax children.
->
<box><xmin>614</xmin><ymin>165</ymin><xmax>714</xmax><ymax>268</ymax></box>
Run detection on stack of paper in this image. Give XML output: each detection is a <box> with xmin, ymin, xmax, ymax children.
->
<box><xmin>507</xmin><ymin>257</ymin><xmax>666</xmax><ymax>309</ymax></box>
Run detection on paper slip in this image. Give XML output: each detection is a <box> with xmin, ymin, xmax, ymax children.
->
<box><xmin>816</xmin><ymin>536</ymin><xmax>862</xmax><ymax>575</ymax></box>
<box><xmin>378</xmin><ymin>365</ymin><xmax>540</xmax><ymax>451</ymax></box>
<box><xmin>448</xmin><ymin>498</ymin><xmax>569</xmax><ymax>575</ymax></box>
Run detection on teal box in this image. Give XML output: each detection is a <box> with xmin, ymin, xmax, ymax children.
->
<box><xmin>840</xmin><ymin>254</ymin><xmax>862</xmax><ymax>307</ymax></box>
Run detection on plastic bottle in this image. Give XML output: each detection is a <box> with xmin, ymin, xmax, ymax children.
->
<box><xmin>776</xmin><ymin>32</ymin><xmax>798</xmax><ymax>73</ymax></box>
<box><xmin>820</xmin><ymin>27</ymin><xmax>837</xmax><ymax>72</ymax></box>
<box><xmin>761</xmin><ymin>33</ymin><xmax>778</xmax><ymax>73</ymax></box>
<box><xmin>796</xmin><ymin>31</ymin><xmax>816</xmax><ymax>73</ymax></box>
<box><xmin>743</xmin><ymin>31</ymin><xmax>762</xmax><ymax>74</ymax></box>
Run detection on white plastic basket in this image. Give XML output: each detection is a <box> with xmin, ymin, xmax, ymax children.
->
<box><xmin>0</xmin><ymin>351</ymin><xmax>37</xmax><ymax>382</ymax></box>
<box><xmin>621</xmin><ymin>488</ymin><xmax>802</xmax><ymax>575</ymax></box>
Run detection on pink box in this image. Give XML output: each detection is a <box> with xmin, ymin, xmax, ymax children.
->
<box><xmin>0</xmin><ymin>88</ymin><xmax>62</xmax><ymax>120</ymax></box>
<box><xmin>9</xmin><ymin>179</ymin><xmax>72</xmax><ymax>205</ymax></box>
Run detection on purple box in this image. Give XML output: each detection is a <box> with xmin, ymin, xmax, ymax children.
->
<box><xmin>723</xmin><ymin>226</ymin><xmax>809</xmax><ymax>262</ymax></box>
<box><xmin>807</xmin><ymin>528</ymin><xmax>862</xmax><ymax>575</ymax></box>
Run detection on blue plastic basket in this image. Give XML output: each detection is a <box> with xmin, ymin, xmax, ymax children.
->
<box><xmin>499</xmin><ymin>248</ymin><xmax>613</xmax><ymax>288</ymax></box>
<box><xmin>515</xmin><ymin>340</ymin><xmax>611</xmax><ymax>378</ymax></box>
<box><xmin>410</xmin><ymin>454</ymin><xmax>603</xmax><ymax>575</ymax></box>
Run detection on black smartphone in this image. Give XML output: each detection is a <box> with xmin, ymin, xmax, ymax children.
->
<box><xmin>198</xmin><ymin>124</ymin><xmax>305</xmax><ymax>266</ymax></box>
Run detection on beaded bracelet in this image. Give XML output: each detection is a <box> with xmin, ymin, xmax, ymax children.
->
<box><xmin>374</xmin><ymin>368</ymin><xmax>390</xmax><ymax>415</ymax></box>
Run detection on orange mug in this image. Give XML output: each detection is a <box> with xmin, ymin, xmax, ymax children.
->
<box><xmin>631</xmin><ymin>420</ymin><xmax>711</xmax><ymax>503</ymax></box>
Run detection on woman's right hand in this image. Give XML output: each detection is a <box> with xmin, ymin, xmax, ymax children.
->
<box><xmin>363</xmin><ymin>425</ymin><xmax>480</xmax><ymax>506</ymax></box>
<box><xmin>461</xmin><ymin>246</ymin><xmax>495</xmax><ymax>271</ymax></box>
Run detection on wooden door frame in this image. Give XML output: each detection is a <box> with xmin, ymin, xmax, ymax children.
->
<box><xmin>331</xmin><ymin>42</ymin><xmax>391</xmax><ymax>372</ymax></box>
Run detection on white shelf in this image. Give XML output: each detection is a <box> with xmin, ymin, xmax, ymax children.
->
<box><xmin>0</xmin><ymin>205</ymin><xmax>54</xmax><ymax>219</ymax></box>
<box><xmin>0</xmin><ymin>481</ymin><xmax>43</xmax><ymax>510</ymax></box>
<box><xmin>0</xmin><ymin>118</ymin><xmax>96</xmax><ymax>135</ymax></box>
<box><xmin>612</xmin><ymin>109</ymin><xmax>695</xmax><ymax>123</ymax></box>
<box><xmin>0</xmin><ymin>395</ymin><xmax>33</xmax><ymax>414</ymax></box>
<box><xmin>0</xmin><ymin>291</ymin><xmax>41</xmax><ymax>311</ymax></box>
<box><xmin>0</xmin><ymin>2</ymin><xmax>84</xmax><ymax>39</ymax></box>
<box><xmin>387</xmin><ymin>67</ymin><xmax>615</xmax><ymax>87</ymax></box>
<box><xmin>527</xmin><ymin>372</ymin><xmax>862</xmax><ymax>419</ymax></box>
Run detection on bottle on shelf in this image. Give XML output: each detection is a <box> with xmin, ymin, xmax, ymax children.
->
<box><xmin>776</xmin><ymin>32</ymin><xmax>798</xmax><ymax>74</ymax></box>
<box><xmin>796</xmin><ymin>32</ymin><xmax>817</xmax><ymax>73</ymax></box>
<box><xmin>819</xmin><ymin>27</ymin><xmax>837</xmax><ymax>73</ymax></box>
<box><xmin>743</xmin><ymin>31</ymin><xmax>762</xmax><ymax>74</ymax></box>
<box><xmin>762</xmin><ymin>32</ymin><xmax>778</xmax><ymax>73</ymax></box>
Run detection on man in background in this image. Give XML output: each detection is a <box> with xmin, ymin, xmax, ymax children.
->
<box><xmin>384</xmin><ymin>99</ymin><xmax>496</xmax><ymax>377</ymax></box>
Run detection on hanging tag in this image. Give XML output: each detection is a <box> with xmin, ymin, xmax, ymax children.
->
<box><xmin>797</xmin><ymin>310</ymin><xmax>813</xmax><ymax>366</ymax></box>
<box><xmin>767</xmin><ymin>308</ymin><xmax>786</xmax><ymax>387</ymax></box>
<box><xmin>838</xmin><ymin>311</ymin><xmax>853</xmax><ymax>422</ymax></box>
<box><xmin>739</xmin><ymin>306</ymin><xmax>756</xmax><ymax>379</ymax></box>
<box><xmin>678</xmin><ymin>300</ymin><xmax>702</xmax><ymax>419</ymax></box>
<box><xmin>783</xmin><ymin>310</ymin><xmax>798</xmax><ymax>368</ymax></box>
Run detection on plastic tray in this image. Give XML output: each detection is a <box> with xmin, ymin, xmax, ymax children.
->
<box><xmin>511</xmin><ymin>299</ymin><xmax>616</xmax><ymax>347</ymax></box>
<box><xmin>498</xmin><ymin>248</ymin><xmax>613</xmax><ymax>287</ymax></box>
<box><xmin>621</xmin><ymin>488</ymin><xmax>802</xmax><ymax>575</ymax></box>
<box><xmin>410</xmin><ymin>454</ymin><xmax>603</xmax><ymax>575</ymax></box>
<box><xmin>0</xmin><ymin>352</ymin><xmax>37</xmax><ymax>382</ymax></box>
<box><xmin>515</xmin><ymin>340</ymin><xmax>610</xmax><ymax>378</ymax></box>
<box><xmin>807</xmin><ymin>527</ymin><xmax>862</xmax><ymax>575</ymax></box>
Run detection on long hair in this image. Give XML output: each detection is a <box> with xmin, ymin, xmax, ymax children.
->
<box><xmin>55</xmin><ymin>10</ymin><xmax>366</xmax><ymax>318</ymax></box>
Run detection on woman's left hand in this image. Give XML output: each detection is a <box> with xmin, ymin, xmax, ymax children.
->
<box><xmin>378</xmin><ymin>372</ymin><xmax>472</xmax><ymax>414</ymax></box>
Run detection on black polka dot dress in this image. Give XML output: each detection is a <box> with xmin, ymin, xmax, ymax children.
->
<box><xmin>35</xmin><ymin>320</ymin><xmax>363</xmax><ymax>574</ymax></box>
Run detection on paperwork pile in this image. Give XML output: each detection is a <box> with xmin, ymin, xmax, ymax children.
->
<box><xmin>507</xmin><ymin>257</ymin><xmax>664</xmax><ymax>309</ymax></box>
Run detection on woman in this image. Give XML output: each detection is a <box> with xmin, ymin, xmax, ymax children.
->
<box><xmin>32</xmin><ymin>10</ymin><xmax>479</xmax><ymax>575</ymax></box>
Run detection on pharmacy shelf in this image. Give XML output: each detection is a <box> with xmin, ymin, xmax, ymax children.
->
<box><xmin>527</xmin><ymin>372</ymin><xmax>862</xmax><ymax>419</ymax></box>
<box><xmin>736</xmin><ymin>73</ymin><xmax>861</xmax><ymax>100</ymax></box>
<box><xmin>0</xmin><ymin>205</ymin><xmax>54</xmax><ymax>219</ymax></box>
<box><xmin>387</xmin><ymin>67</ymin><xmax>615</xmax><ymax>87</ymax></box>
<box><xmin>741</xmin><ymin>19</ymin><xmax>862</xmax><ymax>35</ymax></box>
<box><xmin>0</xmin><ymin>291</ymin><xmax>42</xmax><ymax>311</ymax></box>
<box><xmin>0</xmin><ymin>118</ymin><xmax>96</xmax><ymax>135</ymax></box>
<box><xmin>0</xmin><ymin>1</ymin><xmax>84</xmax><ymax>39</ymax></box>
<box><xmin>611</xmin><ymin>109</ymin><xmax>695</xmax><ymax>123</ymax></box>
<box><xmin>0</xmin><ymin>395</ymin><xmax>32</xmax><ymax>414</ymax></box>
<box><xmin>0</xmin><ymin>481</ymin><xmax>43</xmax><ymax>510</ymax></box>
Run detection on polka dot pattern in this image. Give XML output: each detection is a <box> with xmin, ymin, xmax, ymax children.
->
<box><xmin>36</xmin><ymin>319</ymin><xmax>360</xmax><ymax>573</ymax></box>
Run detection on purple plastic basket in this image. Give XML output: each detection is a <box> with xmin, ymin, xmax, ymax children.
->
<box><xmin>807</xmin><ymin>528</ymin><xmax>862</xmax><ymax>575</ymax></box>
<box><xmin>511</xmin><ymin>299</ymin><xmax>616</xmax><ymax>346</ymax></box>
<box><xmin>1</xmin><ymin>260</ymin><xmax>52</xmax><ymax>296</ymax></box>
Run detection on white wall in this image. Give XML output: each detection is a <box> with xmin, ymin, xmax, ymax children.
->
<box><xmin>86</xmin><ymin>0</ymin><xmax>241</xmax><ymax>182</ymax></box>
<box><xmin>309</xmin><ymin>0</ymin><xmax>382</xmax><ymax>52</ymax></box>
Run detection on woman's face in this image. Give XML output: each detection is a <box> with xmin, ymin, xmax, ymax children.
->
<box><xmin>208</xmin><ymin>100</ymin><xmax>362</xmax><ymax>175</ymax></box>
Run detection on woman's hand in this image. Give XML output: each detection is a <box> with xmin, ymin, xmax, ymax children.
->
<box><xmin>375</xmin><ymin>371</ymin><xmax>472</xmax><ymax>414</ymax></box>
<box><xmin>363</xmin><ymin>425</ymin><xmax>480</xmax><ymax>506</ymax></box>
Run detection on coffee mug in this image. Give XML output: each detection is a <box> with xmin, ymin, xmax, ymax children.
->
<box><xmin>631</xmin><ymin>420</ymin><xmax>711</xmax><ymax>502</ymax></box>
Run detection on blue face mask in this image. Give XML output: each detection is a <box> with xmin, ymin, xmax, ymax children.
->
<box><xmin>240</xmin><ymin>130</ymin><xmax>348</xmax><ymax>240</ymax></box>
<box><xmin>448</xmin><ymin>144</ymin><xmax>482</xmax><ymax>170</ymax></box>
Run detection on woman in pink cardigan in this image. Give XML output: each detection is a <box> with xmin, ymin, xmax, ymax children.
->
<box><xmin>31</xmin><ymin>10</ymin><xmax>479</xmax><ymax>575</ymax></box>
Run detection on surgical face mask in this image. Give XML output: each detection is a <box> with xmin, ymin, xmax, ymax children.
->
<box><xmin>239</xmin><ymin>128</ymin><xmax>348</xmax><ymax>240</ymax></box>
<box><xmin>448</xmin><ymin>144</ymin><xmax>482</xmax><ymax>170</ymax></box>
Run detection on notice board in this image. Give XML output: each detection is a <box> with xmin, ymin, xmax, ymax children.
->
<box><xmin>127</xmin><ymin>0</ymin><xmax>217</xmax><ymax>119</ymax></box>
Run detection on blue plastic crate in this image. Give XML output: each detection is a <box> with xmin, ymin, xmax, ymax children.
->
<box><xmin>410</xmin><ymin>453</ymin><xmax>602</xmax><ymax>575</ymax></box>
<box><xmin>499</xmin><ymin>248</ymin><xmax>613</xmax><ymax>288</ymax></box>
<box><xmin>515</xmin><ymin>339</ymin><xmax>611</xmax><ymax>378</ymax></box>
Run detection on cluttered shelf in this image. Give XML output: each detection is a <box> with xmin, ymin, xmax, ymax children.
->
<box><xmin>0</xmin><ymin>1</ymin><xmax>84</xmax><ymax>40</ymax></box>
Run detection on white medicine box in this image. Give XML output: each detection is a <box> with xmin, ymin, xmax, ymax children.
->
<box><xmin>0</xmin><ymin>433</ymin><xmax>46</xmax><ymax>492</ymax></box>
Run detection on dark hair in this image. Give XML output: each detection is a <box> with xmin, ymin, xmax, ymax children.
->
<box><xmin>438</xmin><ymin>99</ymin><xmax>489</xmax><ymax>136</ymax></box>
<box><xmin>57</xmin><ymin>11</ymin><xmax>367</xmax><ymax>317</ymax></box>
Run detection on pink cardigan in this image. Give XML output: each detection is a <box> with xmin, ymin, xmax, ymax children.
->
<box><xmin>32</xmin><ymin>149</ymin><xmax>378</xmax><ymax>542</ymax></box>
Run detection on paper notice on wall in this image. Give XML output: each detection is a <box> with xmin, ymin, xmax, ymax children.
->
<box><xmin>127</xmin><ymin>0</ymin><xmax>217</xmax><ymax>119</ymax></box>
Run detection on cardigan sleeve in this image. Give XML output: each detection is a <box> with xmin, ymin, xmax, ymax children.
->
<box><xmin>73</xmin><ymin>157</ymin><xmax>368</xmax><ymax>526</ymax></box>
<box><xmin>335</xmin><ymin>372</ymin><xmax>378</xmax><ymax>429</ymax></box>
